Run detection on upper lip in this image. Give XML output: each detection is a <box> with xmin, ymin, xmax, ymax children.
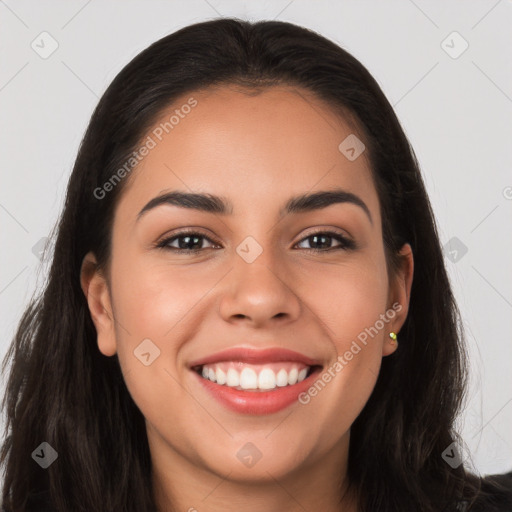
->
<box><xmin>188</xmin><ymin>347</ymin><xmax>323</xmax><ymax>369</ymax></box>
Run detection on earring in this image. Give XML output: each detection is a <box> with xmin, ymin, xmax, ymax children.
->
<box><xmin>389</xmin><ymin>332</ymin><xmax>398</xmax><ymax>345</ymax></box>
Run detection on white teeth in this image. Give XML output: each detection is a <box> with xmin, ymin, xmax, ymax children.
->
<box><xmin>198</xmin><ymin>363</ymin><xmax>313</xmax><ymax>391</ymax></box>
<box><xmin>216</xmin><ymin>367</ymin><xmax>226</xmax><ymax>385</ymax></box>
<box><xmin>276</xmin><ymin>369</ymin><xmax>289</xmax><ymax>387</ymax></box>
<box><xmin>288</xmin><ymin>368</ymin><xmax>298</xmax><ymax>385</ymax></box>
<box><xmin>258</xmin><ymin>368</ymin><xmax>276</xmax><ymax>390</ymax></box>
<box><xmin>298</xmin><ymin>368</ymin><xmax>308</xmax><ymax>382</ymax></box>
<box><xmin>240</xmin><ymin>368</ymin><xmax>258</xmax><ymax>390</ymax></box>
<box><xmin>226</xmin><ymin>368</ymin><xmax>240</xmax><ymax>387</ymax></box>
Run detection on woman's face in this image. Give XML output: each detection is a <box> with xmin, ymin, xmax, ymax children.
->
<box><xmin>83</xmin><ymin>85</ymin><xmax>412</xmax><ymax>490</ymax></box>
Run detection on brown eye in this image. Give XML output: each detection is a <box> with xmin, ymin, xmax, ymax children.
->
<box><xmin>295</xmin><ymin>231</ymin><xmax>356</xmax><ymax>252</ymax></box>
<box><xmin>156</xmin><ymin>231</ymin><xmax>219</xmax><ymax>253</ymax></box>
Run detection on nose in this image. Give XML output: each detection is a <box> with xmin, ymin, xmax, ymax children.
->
<box><xmin>218</xmin><ymin>250</ymin><xmax>302</xmax><ymax>328</ymax></box>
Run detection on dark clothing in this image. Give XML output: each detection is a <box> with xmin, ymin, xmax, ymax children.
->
<box><xmin>468</xmin><ymin>471</ymin><xmax>512</xmax><ymax>511</ymax></box>
<box><xmin>19</xmin><ymin>470</ymin><xmax>512</xmax><ymax>511</ymax></box>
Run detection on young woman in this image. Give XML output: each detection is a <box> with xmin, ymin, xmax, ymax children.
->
<box><xmin>1</xmin><ymin>17</ymin><xmax>511</xmax><ymax>512</ymax></box>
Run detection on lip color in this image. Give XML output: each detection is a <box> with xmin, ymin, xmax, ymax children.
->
<box><xmin>189</xmin><ymin>347</ymin><xmax>321</xmax><ymax>367</ymax></box>
<box><xmin>193</xmin><ymin>367</ymin><xmax>321</xmax><ymax>415</ymax></box>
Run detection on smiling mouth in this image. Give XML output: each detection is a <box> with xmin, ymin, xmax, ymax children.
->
<box><xmin>192</xmin><ymin>361</ymin><xmax>322</xmax><ymax>392</ymax></box>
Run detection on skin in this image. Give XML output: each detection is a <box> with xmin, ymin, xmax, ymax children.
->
<box><xmin>81</xmin><ymin>85</ymin><xmax>414</xmax><ymax>512</ymax></box>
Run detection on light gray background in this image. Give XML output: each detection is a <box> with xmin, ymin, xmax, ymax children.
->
<box><xmin>1</xmin><ymin>0</ymin><xmax>511</xmax><ymax>477</ymax></box>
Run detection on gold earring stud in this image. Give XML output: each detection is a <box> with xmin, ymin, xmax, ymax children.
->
<box><xmin>389</xmin><ymin>332</ymin><xmax>397</xmax><ymax>344</ymax></box>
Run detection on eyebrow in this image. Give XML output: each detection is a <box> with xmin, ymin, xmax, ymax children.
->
<box><xmin>137</xmin><ymin>188</ymin><xmax>372</xmax><ymax>224</ymax></box>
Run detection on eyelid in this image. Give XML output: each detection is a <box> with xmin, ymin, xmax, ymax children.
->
<box><xmin>154</xmin><ymin>226</ymin><xmax>218</xmax><ymax>242</ymax></box>
<box><xmin>296</xmin><ymin>226</ymin><xmax>353</xmax><ymax>244</ymax></box>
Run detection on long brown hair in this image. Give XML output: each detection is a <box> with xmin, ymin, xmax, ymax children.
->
<box><xmin>1</xmin><ymin>17</ymin><xmax>501</xmax><ymax>511</ymax></box>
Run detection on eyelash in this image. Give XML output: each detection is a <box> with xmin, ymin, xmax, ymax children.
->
<box><xmin>154</xmin><ymin>228</ymin><xmax>356</xmax><ymax>254</ymax></box>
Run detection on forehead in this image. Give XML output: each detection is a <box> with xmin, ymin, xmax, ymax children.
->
<box><xmin>116</xmin><ymin>85</ymin><xmax>378</xmax><ymax>222</ymax></box>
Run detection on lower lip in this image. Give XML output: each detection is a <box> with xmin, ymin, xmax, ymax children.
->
<box><xmin>193</xmin><ymin>368</ymin><xmax>321</xmax><ymax>415</ymax></box>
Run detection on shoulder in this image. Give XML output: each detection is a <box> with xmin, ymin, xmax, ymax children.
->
<box><xmin>465</xmin><ymin>470</ymin><xmax>512</xmax><ymax>512</ymax></box>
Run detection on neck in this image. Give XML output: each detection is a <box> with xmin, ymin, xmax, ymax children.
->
<box><xmin>149</xmin><ymin>428</ymin><xmax>357</xmax><ymax>512</ymax></box>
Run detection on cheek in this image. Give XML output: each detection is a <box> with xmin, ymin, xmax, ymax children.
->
<box><xmin>107</xmin><ymin>257</ymin><xmax>205</xmax><ymax>427</ymax></box>
<box><xmin>110</xmin><ymin>254</ymin><xmax>219</xmax><ymax>345</ymax></box>
<box><xmin>300</xmin><ymin>256</ymin><xmax>389</xmax><ymax>342</ymax></box>
<box><xmin>107</xmin><ymin>254</ymin><xmax>225</xmax><ymax>416</ymax></box>
<box><xmin>294</xmin><ymin>255</ymin><xmax>389</xmax><ymax>420</ymax></box>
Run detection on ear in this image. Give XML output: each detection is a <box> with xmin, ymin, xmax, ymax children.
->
<box><xmin>382</xmin><ymin>243</ymin><xmax>414</xmax><ymax>356</ymax></box>
<box><xmin>80</xmin><ymin>251</ymin><xmax>117</xmax><ymax>356</ymax></box>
